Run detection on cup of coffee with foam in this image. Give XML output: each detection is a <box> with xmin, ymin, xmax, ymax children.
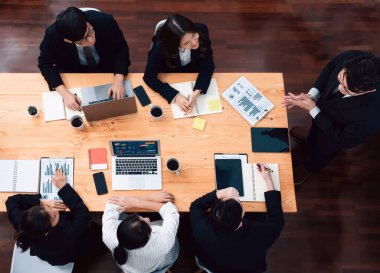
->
<box><xmin>166</xmin><ymin>158</ymin><xmax>180</xmax><ymax>175</ymax></box>
<box><xmin>150</xmin><ymin>105</ymin><xmax>164</xmax><ymax>120</ymax></box>
<box><xmin>70</xmin><ymin>115</ymin><xmax>84</xmax><ymax>130</ymax></box>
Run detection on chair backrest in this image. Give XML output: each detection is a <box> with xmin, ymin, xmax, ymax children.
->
<box><xmin>195</xmin><ymin>256</ymin><xmax>213</xmax><ymax>273</ymax></box>
<box><xmin>79</xmin><ymin>7</ymin><xmax>100</xmax><ymax>12</ymax></box>
<box><xmin>10</xmin><ymin>244</ymin><xmax>74</xmax><ymax>273</ymax></box>
<box><xmin>150</xmin><ymin>19</ymin><xmax>167</xmax><ymax>50</ymax></box>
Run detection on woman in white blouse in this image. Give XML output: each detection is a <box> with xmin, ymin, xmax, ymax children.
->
<box><xmin>143</xmin><ymin>14</ymin><xmax>215</xmax><ymax>114</ymax></box>
<box><xmin>102</xmin><ymin>191</ymin><xmax>179</xmax><ymax>273</ymax></box>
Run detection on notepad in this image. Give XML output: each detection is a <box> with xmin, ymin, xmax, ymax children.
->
<box><xmin>170</xmin><ymin>79</ymin><xmax>223</xmax><ymax>119</ymax></box>
<box><xmin>41</xmin><ymin>88</ymin><xmax>84</xmax><ymax>122</ymax></box>
<box><xmin>192</xmin><ymin>117</ymin><xmax>206</xmax><ymax>131</ymax></box>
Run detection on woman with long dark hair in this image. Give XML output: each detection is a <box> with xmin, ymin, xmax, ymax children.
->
<box><xmin>143</xmin><ymin>14</ymin><xmax>215</xmax><ymax>114</ymax></box>
<box><xmin>102</xmin><ymin>191</ymin><xmax>179</xmax><ymax>273</ymax></box>
<box><xmin>6</xmin><ymin>169</ymin><xmax>105</xmax><ymax>272</ymax></box>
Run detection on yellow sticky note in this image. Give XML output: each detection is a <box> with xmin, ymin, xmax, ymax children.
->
<box><xmin>208</xmin><ymin>99</ymin><xmax>222</xmax><ymax>111</ymax></box>
<box><xmin>192</xmin><ymin>117</ymin><xmax>206</xmax><ymax>131</ymax></box>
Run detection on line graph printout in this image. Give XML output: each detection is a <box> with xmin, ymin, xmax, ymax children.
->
<box><xmin>40</xmin><ymin>158</ymin><xmax>74</xmax><ymax>200</ymax></box>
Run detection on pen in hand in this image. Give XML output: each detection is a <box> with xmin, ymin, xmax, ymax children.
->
<box><xmin>74</xmin><ymin>93</ymin><xmax>82</xmax><ymax>111</ymax></box>
<box><xmin>256</xmin><ymin>163</ymin><xmax>273</xmax><ymax>172</ymax></box>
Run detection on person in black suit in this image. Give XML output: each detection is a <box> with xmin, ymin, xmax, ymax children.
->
<box><xmin>6</xmin><ymin>169</ymin><xmax>105</xmax><ymax>272</ymax></box>
<box><xmin>283</xmin><ymin>50</ymin><xmax>380</xmax><ymax>182</ymax></box>
<box><xmin>143</xmin><ymin>14</ymin><xmax>215</xmax><ymax>114</ymax></box>
<box><xmin>38</xmin><ymin>7</ymin><xmax>131</xmax><ymax>110</ymax></box>
<box><xmin>189</xmin><ymin>163</ymin><xmax>284</xmax><ymax>273</ymax></box>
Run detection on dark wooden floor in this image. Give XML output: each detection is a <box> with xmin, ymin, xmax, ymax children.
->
<box><xmin>1</xmin><ymin>1</ymin><xmax>380</xmax><ymax>273</ymax></box>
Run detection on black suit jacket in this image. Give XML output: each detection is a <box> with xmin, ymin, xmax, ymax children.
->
<box><xmin>189</xmin><ymin>190</ymin><xmax>284</xmax><ymax>273</ymax></box>
<box><xmin>143</xmin><ymin>23</ymin><xmax>215</xmax><ymax>103</ymax></box>
<box><xmin>305</xmin><ymin>50</ymin><xmax>380</xmax><ymax>172</ymax></box>
<box><xmin>38</xmin><ymin>10</ymin><xmax>130</xmax><ymax>90</ymax></box>
<box><xmin>6</xmin><ymin>184</ymin><xmax>91</xmax><ymax>265</ymax></box>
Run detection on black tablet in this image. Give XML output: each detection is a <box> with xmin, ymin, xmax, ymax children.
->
<box><xmin>251</xmin><ymin>127</ymin><xmax>290</xmax><ymax>153</ymax></box>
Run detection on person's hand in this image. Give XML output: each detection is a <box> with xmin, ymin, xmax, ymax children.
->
<box><xmin>108</xmin><ymin>196</ymin><xmax>139</xmax><ymax>211</ymax></box>
<box><xmin>108</xmin><ymin>74</ymin><xmax>125</xmax><ymax>100</ymax></box>
<box><xmin>174</xmin><ymin>94</ymin><xmax>192</xmax><ymax>114</ymax></box>
<box><xmin>52</xmin><ymin>168</ymin><xmax>67</xmax><ymax>190</ymax></box>
<box><xmin>143</xmin><ymin>191</ymin><xmax>175</xmax><ymax>203</ymax></box>
<box><xmin>40</xmin><ymin>199</ymin><xmax>67</xmax><ymax>211</ymax></box>
<box><xmin>187</xmin><ymin>90</ymin><xmax>201</xmax><ymax>114</ymax></box>
<box><xmin>257</xmin><ymin>163</ymin><xmax>275</xmax><ymax>190</ymax></box>
<box><xmin>282</xmin><ymin>92</ymin><xmax>315</xmax><ymax>111</ymax></box>
<box><xmin>217</xmin><ymin>187</ymin><xmax>240</xmax><ymax>201</ymax></box>
<box><xmin>60</xmin><ymin>88</ymin><xmax>81</xmax><ymax>111</ymax></box>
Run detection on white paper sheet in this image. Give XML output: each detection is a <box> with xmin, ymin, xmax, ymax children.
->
<box><xmin>41</xmin><ymin>92</ymin><xmax>66</xmax><ymax>121</ymax></box>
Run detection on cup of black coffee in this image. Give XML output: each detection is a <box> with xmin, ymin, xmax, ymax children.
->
<box><xmin>166</xmin><ymin>158</ymin><xmax>180</xmax><ymax>175</ymax></box>
<box><xmin>150</xmin><ymin>105</ymin><xmax>164</xmax><ymax>120</ymax></box>
<box><xmin>70</xmin><ymin>115</ymin><xmax>84</xmax><ymax>130</ymax></box>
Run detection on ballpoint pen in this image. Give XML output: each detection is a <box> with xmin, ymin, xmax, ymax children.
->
<box><xmin>256</xmin><ymin>163</ymin><xmax>273</xmax><ymax>172</ymax></box>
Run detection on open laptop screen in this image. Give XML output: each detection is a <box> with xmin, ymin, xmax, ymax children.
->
<box><xmin>110</xmin><ymin>141</ymin><xmax>160</xmax><ymax>156</ymax></box>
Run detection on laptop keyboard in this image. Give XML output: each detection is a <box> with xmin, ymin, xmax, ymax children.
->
<box><xmin>115</xmin><ymin>158</ymin><xmax>158</xmax><ymax>175</ymax></box>
<box><xmin>89</xmin><ymin>98</ymin><xmax>113</xmax><ymax>105</ymax></box>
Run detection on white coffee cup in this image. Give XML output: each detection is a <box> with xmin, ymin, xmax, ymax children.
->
<box><xmin>70</xmin><ymin>115</ymin><xmax>84</xmax><ymax>130</ymax></box>
<box><xmin>150</xmin><ymin>105</ymin><xmax>164</xmax><ymax>120</ymax></box>
<box><xmin>166</xmin><ymin>158</ymin><xmax>180</xmax><ymax>175</ymax></box>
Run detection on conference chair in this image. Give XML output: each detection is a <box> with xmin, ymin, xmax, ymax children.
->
<box><xmin>10</xmin><ymin>244</ymin><xmax>74</xmax><ymax>273</ymax></box>
<box><xmin>194</xmin><ymin>256</ymin><xmax>213</xmax><ymax>273</ymax></box>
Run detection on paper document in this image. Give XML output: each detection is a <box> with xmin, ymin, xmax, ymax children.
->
<box><xmin>170</xmin><ymin>79</ymin><xmax>223</xmax><ymax>119</ymax></box>
<box><xmin>0</xmin><ymin>160</ymin><xmax>40</xmax><ymax>192</ymax></box>
<box><xmin>39</xmin><ymin>158</ymin><xmax>74</xmax><ymax>200</ymax></box>
<box><xmin>222</xmin><ymin>76</ymin><xmax>274</xmax><ymax>126</ymax></box>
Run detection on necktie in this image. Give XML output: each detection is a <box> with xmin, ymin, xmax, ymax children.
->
<box><xmin>83</xmin><ymin>46</ymin><xmax>98</xmax><ymax>72</ymax></box>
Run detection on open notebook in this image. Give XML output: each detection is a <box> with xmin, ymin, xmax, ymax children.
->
<box><xmin>215</xmin><ymin>154</ymin><xmax>280</xmax><ymax>202</ymax></box>
<box><xmin>170</xmin><ymin>78</ymin><xmax>223</xmax><ymax>119</ymax></box>
<box><xmin>0</xmin><ymin>158</ymin><xmax>74</xmax><ymax>200</ymax></box>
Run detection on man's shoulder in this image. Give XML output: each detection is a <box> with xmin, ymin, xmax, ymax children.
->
<box><xmin>86</xmin><ymin>10</ymin><xmax>116</xmax><ymax>27</ymax></box>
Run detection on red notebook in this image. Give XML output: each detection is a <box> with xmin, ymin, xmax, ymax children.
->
<box><xmin>89</xmin><ymin>148</ymin><xmax>107</xmax><ymax>170</ymax></box>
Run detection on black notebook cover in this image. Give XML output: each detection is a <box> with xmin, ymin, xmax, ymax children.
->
<box><xmin>215</xmin><ymin>159</ymin><xmax>244</xmax><ymax>196</ymax></box>
<box><xmin>251</xmin><ymin>127</ymin><xmax>290</xmax><ymax>153</ymax></box>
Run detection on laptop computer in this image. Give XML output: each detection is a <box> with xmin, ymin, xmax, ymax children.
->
<box><xmin>80</xmin><ymin>80</ymin><xmax>137</xmax><ymax>122</ymax></box>
<box><xmin>110</xmin><ymin>140</ymin><xmax>162</xmax><ymax>190</ymax></box>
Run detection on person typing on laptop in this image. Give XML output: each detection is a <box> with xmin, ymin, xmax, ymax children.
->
<box><xmin>38</xmin><ymin>7</ymin><xmax>131</xmax><ymax>110</ymax></box>
<box><xmin>189</xmin><ymin>163</ymin><xmax>284</xmax><ymax>273</ymax></box>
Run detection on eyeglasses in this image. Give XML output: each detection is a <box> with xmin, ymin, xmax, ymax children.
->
<box><xmin>74</xmin><ymin>27</ymin><xmax>95</xmax><ymax>45</ymax></box>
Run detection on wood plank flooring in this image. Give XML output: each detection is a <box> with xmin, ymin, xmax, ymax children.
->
<box><xmin>0</xmin><ymin>1</ymin><xmax>379</xmax><ymax>272</ymax></box>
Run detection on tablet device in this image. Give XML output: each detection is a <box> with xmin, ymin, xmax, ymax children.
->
<box><xmin>251</xmin><ymin>127</ymin><xmax>290</xmax><ymax>153</ymax></box>
<box><xmin>214</xmin><ymin>154</ymin><xmax>246</xmax><ymax>196</ymax></box>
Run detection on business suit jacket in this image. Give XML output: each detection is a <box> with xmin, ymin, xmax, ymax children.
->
<box><xmin>189</xmin><ymin>190</ymin><xmax>284</xmax><ymax>273</ymax></box>
<box><xmin>143</xmin><ymin>23</ymin><xmax>215</xmax><ymax>103</ymax></box>
<box><xmin>38</xmin><ymin>10</ymin><xmax>130</xmax><ymax>90</ymax></box>
<box><xmin>305</xmin><ymin>50</ymin><xmax>380</xmax><ymax>172</ymax></box>
<box><xmin>6</xmin><ymin>184</ymin><xmax>91</xmax><ymax>265</ymax></box>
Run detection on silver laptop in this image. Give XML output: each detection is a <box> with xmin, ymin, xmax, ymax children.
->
<box><xmin>80</xmin><ymin>80</ymin><xmax>137</xmax><ymax>122</ymax></box>
<box><xmin>110</xmin><ymin>140</ymin><xmax>162</xmax><ymax>190</ymax></box>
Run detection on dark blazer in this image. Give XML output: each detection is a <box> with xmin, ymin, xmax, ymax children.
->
<box><xmin>189</xmin><ymin>190</ymin><xmax>284</xmax><ymax>273</ymax></box>
<box><xmin>304</xmin><ymin>50</ymin><xmax>380</xmax><ymax>172</ymax></box>
<box><xmin>143</xmin><ymin>23</ymin><xmax>215</xmax><ymax>103</ymax></box>
<box><xmin>38</xmin><ymin>10</ymin><xmax>131</xmax><ymax>90</ymax></box>
<box><xmin>6</xmin><ymin>184</ymin><xmax>91</xmax><ymax>266</ymax></box>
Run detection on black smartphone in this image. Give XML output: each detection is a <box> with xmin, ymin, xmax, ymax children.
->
<box><xmin>93</xmin><ymin>172</ymin><xmax>108</xmax><ymax>195</ymax></box>
<box><xmin>133</xmin><ymin>85</ymin><xmax>151</xmax><ymax>106</ymax></box>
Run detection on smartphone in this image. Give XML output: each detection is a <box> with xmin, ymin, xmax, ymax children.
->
<box><xmin>133</xmin><ymin>85</ymin><xmax>151</xmax><ymax>106</ymax></box>
<box><xmin>93</xmin><ymin>172</ymin><xmax>108</xmax><ymax>195</ymax></box>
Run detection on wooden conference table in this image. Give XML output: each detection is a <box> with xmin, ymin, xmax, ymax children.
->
<box><xmin>0</xmin><ymin>73</ymin><xmax>296</xmax><ymax>212</ymax></box>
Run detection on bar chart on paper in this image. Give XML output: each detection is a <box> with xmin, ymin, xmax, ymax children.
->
<box><xmin>40</xmin><ymin>158</ymin><xmax>74</xmax><ymax>200</ymax></box>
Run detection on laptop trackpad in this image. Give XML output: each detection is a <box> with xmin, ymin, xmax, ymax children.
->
<box><xmin>129</xmin><ymin>176</ymin><xmax>146</xmax><ymax>189</ymax></box>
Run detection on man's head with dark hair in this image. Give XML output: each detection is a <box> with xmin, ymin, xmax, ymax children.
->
<box><xmin>210</xmin><ymin>198</ymin><xmax>243</xmax><ymax>233</ymax></box>
<box><xmin>55</xmin><ymin>7</ymin><xmax>89</xmax><ymax>42</ymax></box>
<box><xmin>340</xmin><ymin>52</ymin><xmax>380</xmax><ymax>94</ymax></box>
